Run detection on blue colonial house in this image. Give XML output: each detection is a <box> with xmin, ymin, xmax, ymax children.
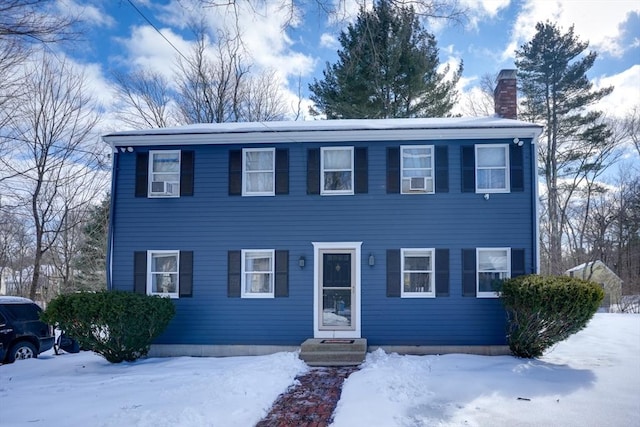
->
<box><xmin>103</xmin><ymin>71</ymin><xmax>543</xmax><ymax>359</ymax></box>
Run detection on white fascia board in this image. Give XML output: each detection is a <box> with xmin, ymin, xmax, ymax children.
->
<box><xmin>104</xmin><ymin>125</ymin><xmax>543</xmax><ymax>149</ymax></box>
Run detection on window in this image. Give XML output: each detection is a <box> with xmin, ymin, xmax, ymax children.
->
<box><xmin>401</xmin><ymin>146</ymin><xmax>434</xmax><ymax>194</ymax></box>
<box><xmin>147</xmin><ymin>251</ymin><xmax>179</xmax><ymax>298</ymax></box>
<box><xmin>149</xmin><ymin>151</ymin><xmax>180</xmax><ymax>197</ymax></box>
<box><xmin>477</xmin><ymin>248</ymin><xmax>510</xmax><ymax>297</ymax></box>
<box><xmin>321</xmin><ymin>147</ymin><xmax>353</xmax><ymax>195</ymax></box>
<box><xmin>242</xmin><ymin>250</ymin><xmax>275</xmax><ymax>298</ymax></box>
<box><xmin>401</xmin><ymin>249</ymin><xmax>435</xmax><ymax>297</ymax></box>
<box><xmin>243</xmin><ymin>148</ymin><xmax>275</xmax><ymax>196</ymax></box>
<box><xmin>476</xmin><ymin>145</ymin><xmax>509</xmax><ymax>193</ymax></box>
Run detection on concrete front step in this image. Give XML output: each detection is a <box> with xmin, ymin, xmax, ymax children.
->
<box><xmin>299</xmin><ymin>338</ymin><xmax>367</xmax><ymax>367</ymax></box>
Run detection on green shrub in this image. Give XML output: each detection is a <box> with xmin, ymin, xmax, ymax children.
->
<box><xmin>500</xmin><ymin>275</ymin><xmax>604</xmax><ymax>358</ymax></box>
<box><xmin>42</xmin><ymin>291</ymin><xmax>175</xmax><ymax>363</ymax></box>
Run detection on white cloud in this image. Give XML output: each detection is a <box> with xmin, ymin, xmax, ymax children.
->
<box><xmin>460</xmin><ymin>0</ymin><xmax>511</xmax><ymax>29</ymax></box>
<box><xmin>503</xmin><ymin>0</ymin><xmax>639</xmax><ymax>61</ymax></box>
<box><xmin>57</xmin><ymin>0</ymin><xmax>116</xmax><ymax>28</ymax></box>
<box><xmin>593</xmin><ymin>65</ymin><xmax>640</xmax><ymax>118</ymax></box>
<box><xmin>320</xmin><ymin>33</ymin><xmax>339</xmax><ymax>49</ymax></box>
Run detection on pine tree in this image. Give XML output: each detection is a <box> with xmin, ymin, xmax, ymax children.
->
<box><xmin>72</xmin><ymin>195</ymin><xmax>110</xmax><ymax>291</ymax></box>
<box><xmin>515</xmin><ymin>21</ymin><xmax>614</xmax><ymax>275</ymax></box>
<box><xmin>309</xmin><ymin>0</ymin><xmax>461</xmax><ymax>119</ymax></box>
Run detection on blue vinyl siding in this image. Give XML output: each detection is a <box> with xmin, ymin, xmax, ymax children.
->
<box><xmin>110</xmin><ymin>137</ymin><xmax>535</xmax><ymax>346</ymax></box>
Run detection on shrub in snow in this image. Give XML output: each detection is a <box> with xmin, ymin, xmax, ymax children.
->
<box><xmin>42</xmin><ymin>291</ymin><xmax>175</xmax><ymax>363</ymax></box>
<box><xmin>500</xmin><ymin>275</ymin><xmax>604</xmax><ymax>358</ymax></box>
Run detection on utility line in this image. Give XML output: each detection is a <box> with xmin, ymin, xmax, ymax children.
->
<box><xmin>125</xmin><ymin>0</ymin><xmax>190</xmax><ymax>62</ymax></box>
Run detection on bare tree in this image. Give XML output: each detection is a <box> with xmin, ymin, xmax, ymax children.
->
<box><xmin>622</xmin><ymin>106</ymin><xmax>640</xmax><ymax>156</ymax></box>
<box><xmin>238</xmin><ymin>69</ymin><xmax>288</xmax><ymax>121</ymax></box>
<box><xmin>0</xmin><ymin>0</ymin><xmax>79</xmax><ymax>43</ymax></box>
<box><xmin>0</xmin><ymin>53</ymin><xmax>105</xmax><ymax>300</ymax></box>
<box><xmin>459</xmin><ymin>72</ymin><xmax>496</xmax><ymax>117</ymax></box>
<box><xmin>112</xmin><ymin>69</ymin><xmax>179</xmax><ymax>129</ymax></box>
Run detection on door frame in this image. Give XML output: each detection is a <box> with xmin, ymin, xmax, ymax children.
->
<box><xmin>312</xmin><ymin>242</ymin><xmax>362</xmax><ymax>339</ymax></box>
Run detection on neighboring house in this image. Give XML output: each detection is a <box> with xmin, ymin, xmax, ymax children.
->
<box><xmin>103</xmin><ymin>70</ymin><xmax>543</xmax><ymax>356</ymax></box>
<box><xmin>566</xmin><ymin>260</ymin><xmax>623</xmax><ymax>310</ymax></box>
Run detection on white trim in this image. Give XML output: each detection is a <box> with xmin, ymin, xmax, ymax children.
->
<box><xmin>242</xmin><ymin>147</ymin><xmax>275</xmax><ymax>196</ymax></box>
<box><xmin>400</xmin><ymin>145</ymin><xmax>435</xmax><ymax>195</ymax></box>
<box><xmin>400</xmin><ymin>248</ymin><xmax>436</xmax><ymax>298</ymax></box>
<box><xmin>148</xmin><ymin>150</ymin><xmax>181</xmax><ymax>198</ymax></box>
<box><xmin>475</xmin><ymin>144</ymin><xmax>510</xmax><ymax>194</ymax></box>
<box><xmin>147</xmin><ymin>250</ymin><xmax>180</xmax><ymax>298</ymax></box>
<box><xmin>320</xmin><ymin>146</ymin><xmax>354</xmax><ymax>195</ymax></box>
<box><xmin>103</xmin><ymin>118</ymin><xmax>544</xmax><ymax>148</ymax></box>
<box><xmin>241</xmin><ymin>249</ymin><xmax>275</xmax><ymax>298</ymax></box>
<box><xmin>312</xmin><ymin>242</ymin><xmax>362</xmax><ymax>339</ymax></box>
<box><xmin>532</xmin><ymin>133</ymin><xmax>541</xmax><ymax>274</ymax></box>
<box><xmin>476</xmin><ymin>248</ymin><xmax>510</xmax><ymax>298</ymax></box>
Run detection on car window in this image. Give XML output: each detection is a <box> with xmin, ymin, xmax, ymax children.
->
<box><xmin>0</xmin><ymin>312</ymin><xmax>6</xmax><ymax>324</ymax></box>
<box><xmin>2</xmin><ymin>304</ymin><xmax>41</xmax><ymax>321</ymax></box>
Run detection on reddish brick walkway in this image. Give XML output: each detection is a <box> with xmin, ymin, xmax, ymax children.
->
<box><xmin>256</xmin><ymin>366</ymin><xmax>358</xmax><ymax>427</ymax></box>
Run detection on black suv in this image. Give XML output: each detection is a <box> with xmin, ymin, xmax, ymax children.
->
<box><xmin>0</xmin><ymin>296</ymin><xmax>55</xmax><ymax>363</ymax></box>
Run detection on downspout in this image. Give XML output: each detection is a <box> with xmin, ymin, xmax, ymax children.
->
<box><xmin>531</xmin><ymin>130</ymin><xmax>542</xmax><ymax>274</ymax></box>
<box><xmin>106</xmin><ymin>146</ymin><xmax>118</xmax><ymax>290</ymax></box>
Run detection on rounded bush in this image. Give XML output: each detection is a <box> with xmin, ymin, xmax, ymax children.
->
<box><xmin>42</xmin><ymin>291</ymin><xmax>175</xmax><ymax>363</ymax></box>
<box><xmin>500</xmin><ymin>275</ymin><xmax>604</xmax><ymax>358</ymax></box>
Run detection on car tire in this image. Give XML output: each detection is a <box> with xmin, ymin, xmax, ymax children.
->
<box><xmin>7</xmin><ymin>341</ymin><xmax>37</xmax><ymax>363</ymax></box>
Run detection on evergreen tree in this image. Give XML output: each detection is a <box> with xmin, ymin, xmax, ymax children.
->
<box><xmin>309</xmin><ymin>0</ymin><xmax>461</xmax><ymax>119</ymax></box>
<box><xmin>515</xmin><ymin>21</ymin><xmax>614</xmax><ymax>275</ymax></box>
<box><xmin>72</xmin><ymin>195</ymin><xmax>110</xmax><ymax>291</ymax></box>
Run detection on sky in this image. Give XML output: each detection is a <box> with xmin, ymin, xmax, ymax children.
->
<box><xmin>1</xmin><ymin>313</ymin><xmax>638</xmax><ymax>426</ymax></box>
<box><xmin>46</xmin><ymin>0</ymin><xmax>639</xmax><ymax>129</ymax></box>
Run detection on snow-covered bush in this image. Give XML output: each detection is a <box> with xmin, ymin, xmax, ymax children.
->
<box><xmin>42</xmin><ymin>291</ymin><xmax>175</xmax><ymax>363</ymax></box>
<box><xmin>500</xmin><ymin>275</ymin><xmax>604</xmax><ymax>358</ymax></box>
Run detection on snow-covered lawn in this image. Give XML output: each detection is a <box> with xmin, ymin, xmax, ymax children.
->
<box><xmin>1</xmin><ymin>314</ymin><xmax>638</xmax><ymax>427</ymax></box>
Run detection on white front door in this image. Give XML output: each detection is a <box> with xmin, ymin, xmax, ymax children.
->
<box><xmin>312</xmin><ymin>242</ymin><xmax>362</xmax><ymax>338</ymax></box>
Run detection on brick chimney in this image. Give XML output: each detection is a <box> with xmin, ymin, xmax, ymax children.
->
<box><xmin>494</xmin><ymin>69</ymin><xmax>517</xmax><ymax>119</ymax></box>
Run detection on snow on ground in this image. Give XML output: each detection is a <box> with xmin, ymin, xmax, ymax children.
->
<box><xmin>1</xmin><ymin>314</ymin><xmax>638</xmax><ymax>427</ymax></box>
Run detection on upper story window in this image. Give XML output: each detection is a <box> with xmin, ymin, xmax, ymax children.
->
<box><xmin>476</xmin><ymin>145</ymin><xmax>509</xmax><ymax>193</ymax></box>
<box><xmin>321</xmin><ymin>147</ymin><xmax>354</xmax><ymax>195</ymax></box>
<box><xmin>242</xmin><ymin>250</ymin><xmax>275</xmax><ymax>298</ymax></box>
<box><xmin>401</xmin><ymin>248</ymin><xmax>435</xmax><ymax>298</ymax></box>
<box><xmin>148</xmin><ymin>251</ymin><xmax>179</xmax><ymax>298</ymax></box>
<box><xmin>149</xmin><ymin>150</ymin><xmax>180</xmax><ymax>197</ymax></box>
<box><xmin>401</xmin><ymin>145</ymin><xmax>434</xmax><ymax>194</ymax></box>
<box><xmin>243</xmin><ymin>148</ymin><xmax>275</xmax><ymax>196</ymax></box>
<box><xmin>477</xmin><ymin>248</ymin><xmax>510</xmax><ymax>298</ymax></box>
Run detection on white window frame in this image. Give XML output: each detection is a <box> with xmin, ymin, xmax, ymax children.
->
<box><xmin>401</xmin><ymin>248</ymin><xmax>436</xmax><ymax>298</ymax></box>
<box><xmin>321</xmin><ymin>147</ymin><xmax>354</xmax><ymax>195</ymax></box>
<box><xmin>241</xmin><ymin>249</ymin><xmax>275</xmax><ymax>298</ymax></box>
<box><xmin>242</xmin><ymin>148</ymin><xmax>275</xmax><ymax>196</ymax></box>
<box><xmin>148</xmin><ymin>150</ymin><xmax>181</xmax><ymax>198</ymax></box>
<box><xmin>400</xmin><ymin>145</ymin><xmax>434</xmax><ymax>194</ymax></box>
<box><xmin>476</xmin><ymin>248</ymin><xmax>511</xmax><ymax>298</ymax></box>
<box><xmin>475</xmin><ymin>144</ymin><xmax>509</xmax><ymax>193</ymax></box>
<box><xmin>147</xmin><ymin>250</ymin><xmax>180</xmax><ymax>298</ymax></box>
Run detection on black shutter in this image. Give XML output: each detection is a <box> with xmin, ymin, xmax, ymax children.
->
<box><xmin>275</xmin><ymin>149</ymin><xmax>289</xmax><ymax>195</ymax></box>
<box><xmin>386</xmin><ymin>147</ymin><xmax>400</xmax><ymax>193</ymax></box>
<box><xmin>462</xmin><ymin>249</ymin><xmax>476</xmax><ymax>297</ymax></box>
<box><xmin>435</xmin><ymin>249</ymin><xmax>450</xmax><ymax>297</ymax></box>
<box><xmin>461</xmin><ymin>146</ymin><xmax>475</xmax><ymax>193</ymax></box>
<box><xmin>179</xmin><ymin>251</ymin><xmax>193</xmax><ymax>297</ymax></box>
<box><xmin>229</xmin><ymin>150</ymin><xmax>242</xmax><ymax>196</ymax></box>
<box><xmin>435</xmin><ymin>146</ymin><xmax>449</xmax><ymax>193</ymax></box>
<box><xmin>510</xmin><ymin>144</ymin><xmax>524</xmax><ymax>192</ymax></box>
<box><xmin>228</xmin><ymin>250</ymin><xmax>241</xmax><ymax>297</ymax></box>
<box><xmin>275</xmin><ymin>250</ymin><xmax>289</xmax><ymax>297</ymax></box>
<box><xmin>386</xmin><ymin>249</ymin><xmax>401</xmax><ymax>297</ymax></box>
<box><xmin>180</xmin><ymin>151</ymin><xmax>194</xmax><ymax>196</ymax></box>
<box><xmin>135</xmin><ymin>153</ymin><xmax>149</xmax><ymax>197</ymax></box>
<box><xmin>133</xmin><ymin>251</ymin><xmax>147</xmax><ymax>294</ymax></box>
<box><xmin>511</xmin><ymin>249</ymin><xmax>526</xmax><ymax>278</ymax></box>
<box><xmin>354</xmin><ymin>147</ymin><xmax>368</xmax><ymax>194</ymax></box>
<box><xmin>307</xmin><ymin>148</ymin><xmax>320</xmax><ymax>195</ymax></box>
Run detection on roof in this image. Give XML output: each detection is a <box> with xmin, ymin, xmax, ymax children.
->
<box><xmin>102</xmin><ymin>117</ymin><xmax>544</xmax><ymax>148</ymax></box>
<box><xmin>565</xmin><ymin>261</ymin><xmax>622</xmax><ymax>281</ymax></box>
<box><xmin>0</xmin><ymin>296</ymin><xmax>36</xmax><ymax>304</ymax></box>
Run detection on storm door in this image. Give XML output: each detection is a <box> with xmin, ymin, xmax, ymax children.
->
<box><xmin>313</xmin><ymin>243</ymin><xmax>361</xmax><ymax>338</ymax></box>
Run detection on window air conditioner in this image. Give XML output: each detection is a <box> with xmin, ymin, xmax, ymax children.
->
<box><xmin>409</xmin><ymin>176</ymin><xmax>426</xmax><ymax>191</ymax></box>
<box><xmin>151</xmin><ymin>181</ymin><xmax>177</xmax><ymax>195</ymax></box>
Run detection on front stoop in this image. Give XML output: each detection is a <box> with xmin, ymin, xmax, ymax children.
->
<box><xmin>299</xmin><ymin>338</ymin><xmax>367</xmax><ymax>367</ymax></box>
